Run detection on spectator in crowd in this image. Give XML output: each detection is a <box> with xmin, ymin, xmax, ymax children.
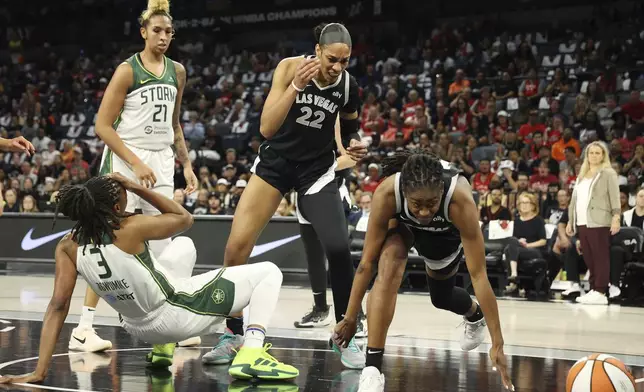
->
<box><xmin>503</xmin><ymin>192</ymin><xmax>547</xmax><ymax>295</ymax></box>
<box><xmin>2</xmin><ymin>188</ymin><xmax>18</xmax><ymax>212</ymax></box>
<box><xmin>479</xmin><ymin>187</ymin><xmax>512</xmax><ymax>225</ymax></box>
<box><xmin>21</xmin><ymin>194</ymin><xmax>38</xmax><ymax>213</ymax></box>
<box><xmin>566</xmin><ymin>141</ymin><xmax>621</xmax><ymax>305</ymax></box>
<box><xmin>621</xmin><ymin>187</ymin><xmax>644</xmax><ymax>229</ymax></box>
<box><xmin>348</xmin><ymin>192</ymin><xmax>372</xmax><ymax>228</ymax></box>
<box><xmin>551</xmin><ymin>128</ymin><xmax>581</xmax><ymax>162</ymax></box>
<box><xmin>543</xmin><ymin>189</ymin><xmax>570</xmax><ymax>225</ymax></box>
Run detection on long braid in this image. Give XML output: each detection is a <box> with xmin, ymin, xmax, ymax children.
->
<box><xmin>54</xmin><ymin>176</ymin><xmax>123</xmax><ymax>247</ymax></box>
<box><xmin>381</xmin><ymin>148</ymin><xmax>445</xmax><ymax>192</ymax></box>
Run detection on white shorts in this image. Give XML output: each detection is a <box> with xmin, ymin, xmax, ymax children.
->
<box><xmin>120</xmin><ymin>259</ymin><xmax>278</xmax><ymax>344</ymax></box>
<box><xmin>100</xmin><ymin>145</ymin><xmax>174</xmax><ymax>214</ymax></box>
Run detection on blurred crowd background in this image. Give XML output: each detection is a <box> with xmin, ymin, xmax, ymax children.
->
<box><xmin>0</xmin><ymin>0</ymin><xmax>642</xmax><ymax>223</ymax></box>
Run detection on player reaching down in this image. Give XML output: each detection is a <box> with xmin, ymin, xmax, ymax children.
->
<box><xmin>333</xmin><ymin>150</ymin><xmax>514</xmax><ymax>391</ymax></box>
<box><xmin>0</xmin><ymin>173</ymin><xmax>298</xmax><ymax>385</ymax></box>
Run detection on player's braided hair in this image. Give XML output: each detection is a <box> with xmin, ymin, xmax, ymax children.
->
<box><xmin>381</xmin><ymin>149</ymin><xmax>445</xmax><ymax>193</ymax></box>
<box><xmin>54</xmin><ymin>176</ymin><xmax>123</xmax><ymax>248</ymax></box>
<box><xmin>139</xmin><ymin>0</ymin><xmax>172</xmax><ymax>27</ymax></box>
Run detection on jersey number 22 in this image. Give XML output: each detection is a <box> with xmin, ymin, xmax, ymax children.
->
<box><xmin>295</xmin><ymin>107</ymin><xmax>325</xmax><ymax>129</ymax></box>
<box><xmin>89</xmin><ymin>248</ymin><xmax>113</xmax><ymax>279</ymax></box>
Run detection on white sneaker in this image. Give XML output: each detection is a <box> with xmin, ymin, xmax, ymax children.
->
<box><xmin>358</xmin><ymin>366</ymin><xmax>385</xmax><ymax>392</ymax></box>
<box><xmin>608</xmin><ymin>284</ymin><xmax>621</xmax><ymax>299</ymax></box>
<box><xmin>177</xmin><ymin>336</ymin><xmax>201</xmax><ymax>347</ymax></box>
<box><xmin>562</xmin><ymin>283</ymin><xmax>583</xmax><ymax>297</ymax></box>
<box><xmin>460</xmin><ymin>317</ymin><xmax>486</xmax><ymax>351</ymax></box>
<box><xmin>68</xmin><ymin>327</ymin><xmax>112</xmax><ymax>352</ymax></box>
<box><xmin>576</xmin><ymin>290</ymin><xmax>608</xmax><ymax>305</ymax></box>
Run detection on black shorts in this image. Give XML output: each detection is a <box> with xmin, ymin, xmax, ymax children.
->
<box><xmin>251</xmin><ymin>143</ymin><xmax>336</xmax><ymax>196</ymax></box>
<box><xmin>393</xmin><ymin>223</ymin><xmax>464</xmax><ymax>275</ymax></box>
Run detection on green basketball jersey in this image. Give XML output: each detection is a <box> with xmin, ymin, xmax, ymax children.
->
<box><xmin>115</xmin><ymin>53</ymin><xmax>178</xmax><ymax>151</ymax></box>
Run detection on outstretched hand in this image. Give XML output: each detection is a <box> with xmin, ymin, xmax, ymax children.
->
<box><xmin>346</xmin><ymin>139</ymin><xmax>368</xmax><ymax>162</ymax></box>
<box><xmin>489</xmin><ymin>345</ymin><xmax>514</xmax><ymax>391</ymax></box>
<box><xmin>0</xmin><ymin>372</ymin><xmax>44</xmax><ymax>385</ymax></box>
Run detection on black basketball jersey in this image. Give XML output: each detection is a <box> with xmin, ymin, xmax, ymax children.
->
<box><xmin>267</xmin><ymin>56</ymin><xmax>360</xmax><ymax>163</ymax></box>
<box><xmin>394</xmin><ymin>160</ymin><xmax>464</xmax><ymax>269</ymax></box>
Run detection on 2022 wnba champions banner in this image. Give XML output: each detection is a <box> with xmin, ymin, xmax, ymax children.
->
<box><xmin>0</xmin><ymin>214</ymin><xmax>309</xmax><ymax>272</ymax></box>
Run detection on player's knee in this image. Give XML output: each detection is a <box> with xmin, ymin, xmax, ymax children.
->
<box><xmin>324</xmin><ymin>237</ymin><xmax>351</xmax><ymax>264</ymax></box>
<box><xmin>254</xmin><ymin>261</ymin><xmax>283</xmax><ymax>287</ymax></box>
<box><xmin>429</xmin><ymin>291</ymin><xmax>452</xmax><ymax>310</ymax></box>
<box><xmin>173</xmin><ymin>236</ymin><xmax>196</xmax><ymax>252</ymax></box>
<box><xmin>375</xmin><ymin>254</ymin><xmax>406</xmax><ymax>289</ymax></box>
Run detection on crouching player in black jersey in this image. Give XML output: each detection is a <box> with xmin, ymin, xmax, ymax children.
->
<box><xmin>334</xmin><ymin>150</ymin><xmax>514</xmax><ymax>391</ymax></box>
<box><xmin>202</xmin><ymin>22</ymin><xmax>368</xmax><ymax>370</ymax></box>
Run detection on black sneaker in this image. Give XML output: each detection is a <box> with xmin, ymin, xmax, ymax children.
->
<box><xmin>294</xmin><ymin>305</ymin><xmax>333</xmax><ymax>328</ymax></box>
<box><xmin>355</xmin><ymin>313</ymin><xmax>368</xmax><ymax>338</ymax></box>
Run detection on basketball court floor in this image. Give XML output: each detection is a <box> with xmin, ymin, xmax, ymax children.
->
<box><xmin>0</xmin><ymin>271</ymin><xmax>643</xmax><ymax>391</ymax></box>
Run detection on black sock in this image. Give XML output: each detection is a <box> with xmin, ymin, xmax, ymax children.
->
<box><xmin>465</xmin><ymin>303</ymin><xmax>484</xmax><ymax>322</ymax></box>
<box><xmin>226</xmin><ymin>317</ymin><xmax>244</xmax><ymax>336</ymax></box>
<box><xmin>365</xmin><ymin>347</ymin><xmax>384</xmax><ymax>372</ymax></box>
<box><xmin>313</xmin><ymin>292</ymin><xmax>328</xmax><ymax>310</ymax></box>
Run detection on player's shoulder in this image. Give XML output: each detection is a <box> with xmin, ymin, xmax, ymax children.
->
<box><xmin>345</xmin><ymin>71</ymin><xmax>359</xmax><ymax>87</ymax></box>
<box><xmin>375</xmin><ymin>175</ymin><xmax>397</xmax><ymax>199</ymax></box>
<box><xmin>170</xmin><ymin>59</ymin><xmax>186</xmax><ymax>76</ymax></box>
<box><xmin>57</xmin><ymin>235</ymin><xmax>79</xmax><ymax>258</ymax></box>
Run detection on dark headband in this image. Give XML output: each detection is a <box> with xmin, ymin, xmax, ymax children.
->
<box><xmin>319</xmin><ymin>23</ymin><xmax>352</xmax><ymax>47</ymax></box>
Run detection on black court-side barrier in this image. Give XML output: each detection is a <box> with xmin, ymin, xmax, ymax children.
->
<box><xmin>0</xmin><ymin>213</ymin><xmax>309</xmax><ymax>273</ymax></box>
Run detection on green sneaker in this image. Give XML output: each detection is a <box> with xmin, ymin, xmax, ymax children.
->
<box><xmin>228</xmin><ymin>343</ymin><xmax>299</xmax><ymax>380</ymax></box>
<box><xmin>145</xmin><ymin>343</ymin><xmax>175</xmax><ymax>368</ymax></box>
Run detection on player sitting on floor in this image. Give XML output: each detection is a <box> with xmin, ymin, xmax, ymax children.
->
<box><xmin>0</xmin><ymin>173</ymin><xmax>298</xmax><ymax>385</ymax></box>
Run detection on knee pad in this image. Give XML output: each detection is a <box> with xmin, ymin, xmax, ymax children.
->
<box><xmin>427</xmin><ymin>278</ymin><xmax>453</xmax><ymax>310</ymax></box>
<box><xmin>253</xmin><ymin>261</ymin><xmax>283</xmax><ymax>286</ymax></box>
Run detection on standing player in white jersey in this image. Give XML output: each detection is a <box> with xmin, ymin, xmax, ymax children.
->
<box><xmin>0</xmin><ymin>173</ymin><xmax>298</xmax><ymax>385</ymax></box>
<box><xmin>67</xmin><ymin>0</ymin><xmax>199</xmax><ymax>353</ymax></box>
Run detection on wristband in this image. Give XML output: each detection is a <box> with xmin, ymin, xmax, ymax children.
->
<box><xmin>291</xmin><ymin>81</ymin><xmax>305</xmax><ymax>92</ymax></box>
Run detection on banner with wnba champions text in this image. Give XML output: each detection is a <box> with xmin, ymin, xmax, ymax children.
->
<box><xmin>0</xmin><ymin>213</ymin><xmax>309</xmax><ymax>273</ymax></box>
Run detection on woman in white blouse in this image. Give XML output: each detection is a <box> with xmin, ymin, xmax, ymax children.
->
<box><xmin>566</xmin><ymin>141</ymin><xmax>621</xmax><ymax>305</ymax></box>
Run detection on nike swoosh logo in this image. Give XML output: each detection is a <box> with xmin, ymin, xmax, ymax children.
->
<box><xmin>367</xmin><ymin>350</ymin><xmax>382</xmax><ymax>354</ymax></box>
<box><xmin>249</xmin><ymin>235</ymin><xmax>301</xmax><ymax>258</ymax></box>
<box><xmin>140</xmin><ymin>79</ymin><xmax>154</xmax><ymax>84</ymax></box>
<box><xmin>73</xmin><ymin>336</ymin><xmax>86</xmax><ymax>344</ymax></box>
<box><xmin>21</xmin><ymin>228</ymin><xmax>72</xmax><ymax>251</ymax></box>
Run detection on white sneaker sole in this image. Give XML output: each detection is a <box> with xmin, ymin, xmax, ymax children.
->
<box><xmin>68</xmin><ymin>339</ymin><xmax>112</xmax><ymax>352</ymax></box>
<box><xmin>177</xmin><ymin>337</ymin><xmax>201</xmax><ymax>347</ymax></box>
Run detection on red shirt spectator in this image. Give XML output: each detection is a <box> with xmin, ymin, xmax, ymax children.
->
<box><xmin>621</xmin><ymin>90</ymin><xmax>644</xmax><ymax>122</ymax></box>
<box><xmin>530</xmin><ymin>163</ymin><xmax>558</xmax><ymax>192</ymax></box>
<box><xmin>470</xmin><ymin>160</ymin><xmax>498</xmax><ymax>193</ymax></box>
<box><xmin>619</xmin><ymin>127</ymin><xmax>644</xmax><ymax>160</ymax></box>
<box><xmin>518</xmin><ymin>110</ymin><xmax>546</xmax><ymax>143</ymax></box>
<box><xmin>362</xmin><ymin>163</ymin><xmax>382</xmax><ymax>193</ymax></box>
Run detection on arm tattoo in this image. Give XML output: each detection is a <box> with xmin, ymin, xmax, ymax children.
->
<box><xmin>173</xmin><ymin>128</ymin><xmax>190</xmax><ymax>166</ymax></box>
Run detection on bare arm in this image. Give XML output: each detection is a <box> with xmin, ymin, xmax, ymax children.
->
<box><xmin>32</xmin><ymin>240</ymin><xmax>78</xmax><ymax>381</ymax></box>
<box><xmin>114</xmin><ymin>175</ymin><xmax>193</xmax><ymax>241</ymax></box>
<box><xmin>171</xmin><ymin>62</ymin><xmax>191</xmax><ymax>170</ymax></box>
<box><xmin>450</xmin><ymin>178</ymin><xmax>504</xmax><ymax>347</ymax></box>
<box><xmin>259</xmin><ymin>59</ymin><xmax>298</xmax><ymax>139</ymax></box>
<box><xmin>95</xmin><ymin>63</ymin><xmax>142</xmax><ymax>167</ymax></box>
<box><xmin>334</xmin><ymin>115</ymin><xmax>357</xmax><ymax>171</ymax></box>
<box><xmin>343</xmin><ymin>177</ymin><xmax>397</xmax><ymax>322</ymax></box>
<box><xmin>525</xmin><ymin>239</ymin><xmax>547</xmax><ymax>248</ymax></box>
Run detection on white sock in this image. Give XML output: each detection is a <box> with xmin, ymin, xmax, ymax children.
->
<box><xmin>78</xmin><ymin>306</ymin><xmax>95</xmax><ymax>329</ymax></box>
<box><xmin>243</xmin><ymin>327</ymin><xmax>266</xmax><ymax>348</ymax></box>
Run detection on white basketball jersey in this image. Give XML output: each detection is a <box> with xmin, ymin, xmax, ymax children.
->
<box><xmin>76</xmin><ymin>241</ymin><xmax>170</xmax><ymax>319</ymax></box>
<box><xmin>114</xmin><ymin>53</ymin><xmax>178</xmax><ymax>151</ymax></box>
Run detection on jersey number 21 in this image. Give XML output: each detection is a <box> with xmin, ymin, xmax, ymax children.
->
<box><xmin>89</xmin><ymin>248</ymin><xmax>112</xmax><ymax>279</ymax></box>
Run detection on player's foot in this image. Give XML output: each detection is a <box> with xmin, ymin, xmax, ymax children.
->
<box><xmin>177</xmin><ymin>336</ymin><xmax>201</xmax><ymax>347</ymax></box>
<box><xmin>357</xmin><ymin>366</ymin><xmax>385</xmax><ymax>392</ymax></box>
<box><xmin>460</xmin><ymin>317</ymin><xmax>486</xmax><ymax>351</ymax></box>
<box><xmin>575</xmin><ymin>290</ymin><xmax>608</xmax><ymax>305</ymax></box>
<box><xmin>146</xmin><ymin>343</ymin><xmax>176</xmax><ymax>368</ymax></box>
<box><xmin>331</xmin><ymin>336</ymin><xmax>366</xmax><ymax>369</ymax></box>
<box><xmin>228</xmin><ymin>343</ymin><xmax>299</xmax><ymax>380</ymax></box>
<box><xmin>294</xmin><ymin>305</ymin><xmax>333</xmax><ymax>328</ymax></box>
<box><xmin>228</xmin><ymin>380</ymin><xmax>299</xmax><ymax>391</ymax></box>
<box><xmin>562</xmin><ymin>282</ymin><xmax>583</xmax><ymax>297</ymax></box>
<box><xmin>202</xmin><ymin>329</ymin><xmax>244</xmax><ymax>365</ymax></box>
<box><xmin>68</xmin><ymin>327</ymin><xmax>113</xmax><ymax>352</ymax></box>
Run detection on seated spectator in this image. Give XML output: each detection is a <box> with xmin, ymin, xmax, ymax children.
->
<box><xmin>2</xmin><ymin>188</ymin><xmax>19</xmax><ymax>212</ymax></box>
<box><xmin>20</xmin><ymin>194</ymin><xmax>38</xmax><ymax>213</ymax></box>
<box><xmin>192</xmin><ymin>189</ymin><xmax>210</xmax><ymax>215</ymax></box>
<box><xmin>620</xmin><ymin>90</ymin><xmax>644</xmax><ymax>124</ymax></box>
<box><xmin>471</xmin><ymin>159</ymin><xmax>499</xmax><ymax>194</ymax></box>
<box><xmin>491</xmin><ymin>111</ymin><xmax>511</xmax><ymax>143</ymax></box>
<box><xmin>274</xmin><ymin>198</ymin><xmax>295</xmax><ymax>217</ymax></box>
<box><xmin>551</xmin><ymin>128</ymin><xmax>581</xmax><ymax>162</ymax></box>
<box><xmin>207</xmin><ymin>194</ymin><xmax>224</xmax><ymax>215</ymax></box>
<box><xmin>530</xmin><ymin>144</ymin><xmax>560</xmax><ymax>176</ymax></box>
<box><xmin>348</xmin><ymin>192</ymin><xmax>372</xmax><ymax>228</ymax></box>
<box><xmin>518</xmin><ymin>110</ymin><xmax>545</xmax><ymax>144</ymax></box>
<box><xmin>559</xmin><ymin>146</ymin><xmax>580</xmax><ymax>174</ymax></box>
<box><xmin>518</xmin><ymin>69</ymin><xmax>543</xmax><ymax>107</ymax></box>
<box><xmin>621</xmin><ymin>187</ymin><xmax>644</xmax><ymax>229</ymax></box>
<box><xmin>543</xmin><ymin>189</ymin><xmax>570</xmax><ymax>225</ymax></box>
<box><xmin>480</xmin><ymin>187</ymin><xmax>512</xmax><ymax>225</ymax></box>
<box><xmin>448</xmin><ymin>69</ymin><xmax>470</xmax><ymax>99</ymax></box>
<box><xmin>530</xmin><ymin>161</ymin><xmax>559</xmax><ymax>193</ymax></box>
<box><xmin>504</xmin><ymin>192</ymin><xmax>547</xmax><ymax>294</ymax></box>
<box><xmin>361</xmin><ymin>163</ymin><xmax>381</xmax><ymax>193</ymax></box>
<box><xmin>450</xmin><ymin>145</ymin><xmax>475</xmax><ymax>176</ymax></box>
<box><xmin>173</xmin><ymin>189</ymin><xmax>193</xmax><ymax>213</ymax></box>
<box><xmin>619</xmin><ymin>126</ymin><xmax>644</xmax><ymax>162</ymax></box>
